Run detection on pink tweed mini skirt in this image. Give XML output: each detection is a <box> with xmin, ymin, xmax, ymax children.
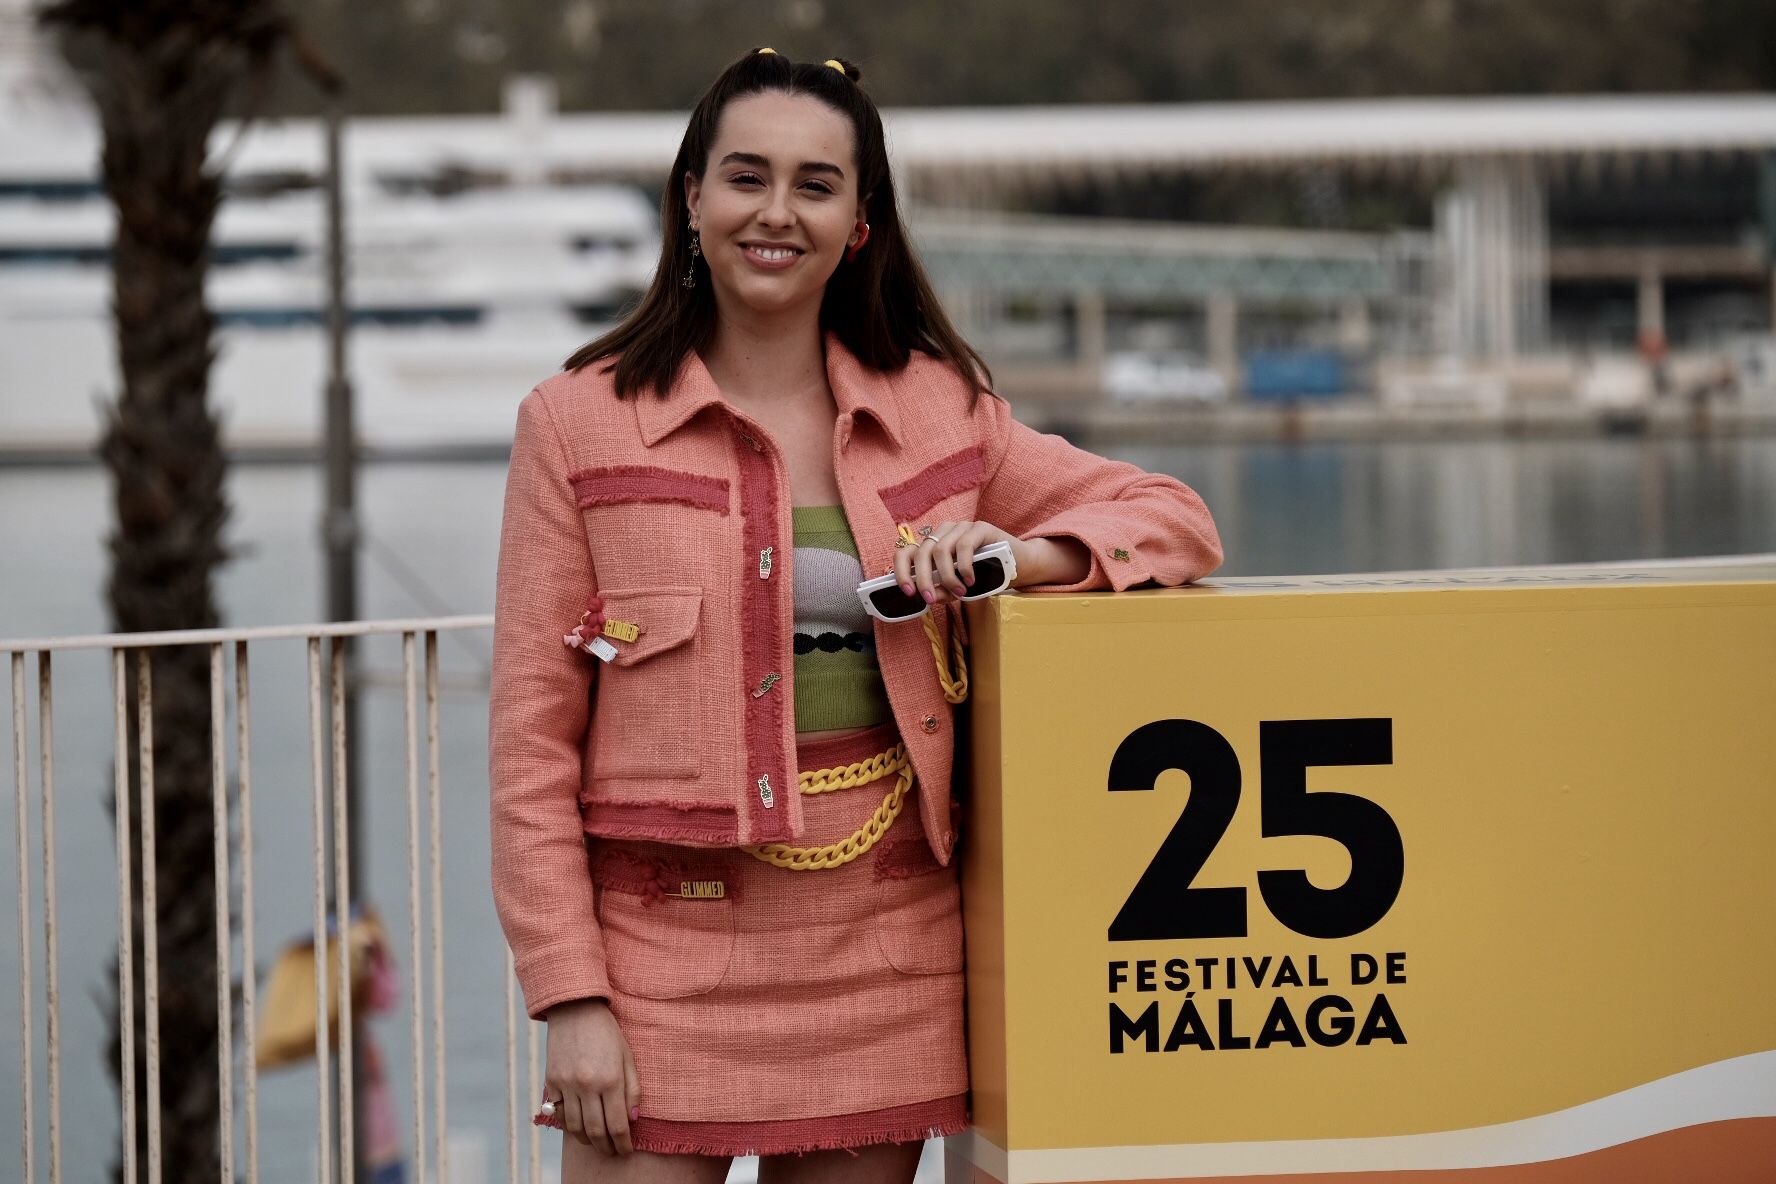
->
<box><xmin>586</xmin><ymin>720</ymin><xmax>970</xmax><ymax>1156</ymax></box>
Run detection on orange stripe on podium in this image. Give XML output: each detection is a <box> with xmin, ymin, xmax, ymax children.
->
<box><xmin>959</xmin><ymin>1117</ymin><xmax>1776</xmax><ymax>1184</ymax></box>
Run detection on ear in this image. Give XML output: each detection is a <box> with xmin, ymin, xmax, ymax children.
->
<box><xmin>684</xmin><ymin>171</ymin><xmax>702</xmax><ymax>225</ymax></box>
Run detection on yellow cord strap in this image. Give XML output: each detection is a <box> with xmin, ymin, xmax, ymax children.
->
<box><xmin>745</xmin><ymin>742</ymin><xmax>915</xmax><ymax>871</ymax></box>
<box><xmin>923</xmin><ymin>611</ymin><xmax>968</xmax><ymax>704</ymax></box>
<box><xmin>894</xmin><ymin>522</ymin><xmax>971</xmax><ymax>704</ymax></box>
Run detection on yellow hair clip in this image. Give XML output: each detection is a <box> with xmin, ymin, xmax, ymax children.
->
<box><xmin>757</xmin><ymin>47</ymin><xmax>776</xmax><ymax>55</ymax></box>
<box><xmin>824</xmin><ymin>58</ymin><xmax>847</xmax><ymax>75</ymax></box>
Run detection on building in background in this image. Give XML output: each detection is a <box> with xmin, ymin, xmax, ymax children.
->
<box><xmin>5</xmin><ymin>0</ymin><xmax>1775</xmax><ymax>454</ymax></box>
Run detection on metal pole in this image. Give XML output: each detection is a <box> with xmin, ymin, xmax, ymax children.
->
<box><xmin>321</xmin><ymin>96</ymin><xmax>367</xmax><ymax>1182</ymax></box>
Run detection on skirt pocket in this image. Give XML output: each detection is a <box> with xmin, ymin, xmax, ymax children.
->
<box><xmin>595</xmin><ymin>860</ymin><xmax>736</xmax><ymax>999</ymax></box>
<box><xmin>872</xmin><ymin>845</ymin><xmax>965</xmax><ymax>976</ymax></box>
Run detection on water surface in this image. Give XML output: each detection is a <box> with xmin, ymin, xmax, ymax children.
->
<box><xmin>2</xmin><ymin>435</ymin><xmax>1772</xmax><ymax>1181</ymax></box>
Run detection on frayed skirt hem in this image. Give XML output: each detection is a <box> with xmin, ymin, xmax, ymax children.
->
<box><xmin>630</xmin><ymin>1094</ymin><xmax>969</xmax><ymax>1156</ymax></box>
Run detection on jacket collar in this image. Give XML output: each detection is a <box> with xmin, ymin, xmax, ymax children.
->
<box><xmin>637</xmin><ymin>331</ymin><xmax>904</xmax><ymax>449</ymax></box>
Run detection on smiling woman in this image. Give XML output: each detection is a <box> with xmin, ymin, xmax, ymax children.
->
<box><xmin>494</xmin><ymin>46</ymin><xmax>1222</xmax><ymax>1184</ymax></box>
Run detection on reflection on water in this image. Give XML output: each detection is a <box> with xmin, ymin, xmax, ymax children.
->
<box><xmin>1116</xmin><ymin>436</ymin><xmax>1776</xmax><ymax>575</ymax></box>
<box><xmin>1</xmin><ymin>436</ymin><xmax>1772</xmax><ymax>1180</ymax></box>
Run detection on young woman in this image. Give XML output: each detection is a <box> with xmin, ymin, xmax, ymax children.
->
<box><xmin>489</xmin><ymin>49</ymin><xmax>1222</xmax><ymax>1182</ymax></box>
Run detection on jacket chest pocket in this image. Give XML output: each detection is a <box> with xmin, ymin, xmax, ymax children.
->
<box><xmin>571</xmin><ymin>465</ymin><xmax>732</xmax><ymax>589</ymax></box>
<box><xmin>588</xmin><ymin>586</ymin><xmax>705</xmax><ymax>781</ymax></box>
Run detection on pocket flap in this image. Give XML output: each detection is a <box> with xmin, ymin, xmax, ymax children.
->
<box><xmin>594</xmin><ymin>586</ymin><xmax>701</xmax><ymax>666</ymax></box>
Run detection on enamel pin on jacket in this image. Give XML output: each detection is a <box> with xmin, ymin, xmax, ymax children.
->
<box><xmin>489</xmin><ymin>333</ymin><xmax>1222</xmax><ymax>1017</ymax></box>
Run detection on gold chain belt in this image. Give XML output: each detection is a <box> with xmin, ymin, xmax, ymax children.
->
<box><xmin>744</xmin><ymin>741</ymin><xmax>914</xmax><ymax>871</ymax></box>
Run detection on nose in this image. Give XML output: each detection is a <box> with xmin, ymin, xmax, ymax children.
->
<box><xmin>758</xmin><ymin>181</ymin><xmax>795</xmax><ymax>229</ymax></box>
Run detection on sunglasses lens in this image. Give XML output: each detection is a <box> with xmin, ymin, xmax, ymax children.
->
<box><xmin>868</xmin><ymin>584</ymin><xmax>926</xmax><ymax>620</ymax></box>
<box><xmin>962</xmin><ymin>556</ymin><xmax>1006</xmax><ymax>597</ymax></box>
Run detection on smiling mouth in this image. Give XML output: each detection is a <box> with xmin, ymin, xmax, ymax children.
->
<box><xmin>743</xmin><ymin>244</ymin><xmax>804</xmax><ymax>261</ymax></box>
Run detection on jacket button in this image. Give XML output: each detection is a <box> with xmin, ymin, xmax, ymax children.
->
<box><xmin>922</xmin><ymin>714</ymin><xmax>939</xmax><ymax>733</ymax></box>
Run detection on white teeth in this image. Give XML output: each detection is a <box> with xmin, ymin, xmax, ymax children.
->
<box><xmin>751</xmin><ymin>246</ymin><xmax>798</xmax><ymax>260</ymax></box>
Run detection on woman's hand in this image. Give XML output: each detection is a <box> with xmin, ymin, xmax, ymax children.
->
<box><xmin>891</xmin><ymin>521</ymin><xmax>1090</xmax><ymax>604</ymax></box>
<box><xmin>544</xmin><ymin>997</ymin><xmax>641</xmax><ymax>1154</ymax></box>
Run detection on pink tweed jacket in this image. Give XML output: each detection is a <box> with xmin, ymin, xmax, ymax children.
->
<box><xmin>490</xmin><ymin>334</ymin><xmax>1221</xmax><ymax>1017</ymax></box>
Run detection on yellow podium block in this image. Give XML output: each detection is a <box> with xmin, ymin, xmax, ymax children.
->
<box><xmin>952</xmin><ymin>561</ymin><xmax>1776</xmax><ymax>1184</ymax></box>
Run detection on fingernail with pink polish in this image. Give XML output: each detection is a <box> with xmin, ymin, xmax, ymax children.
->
<box><xmin>630</xmin><ymin>1105</ymin><xmax>640</xmax><ymax>1121</ymax></box>
<box><xmin>921</xmin><ymin>588</ymin><xmax>935</xmax><ymax>603</ymax></box>
<box><xmin>900</xmin><ymin>581</ymin><xmax>914</xmax><ymax>595</ymax></box>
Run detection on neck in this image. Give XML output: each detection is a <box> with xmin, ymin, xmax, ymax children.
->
<box><xmin>700</xmin><ymin>302</ymin><xmax>828</xmax><ymax>409</ymax></box>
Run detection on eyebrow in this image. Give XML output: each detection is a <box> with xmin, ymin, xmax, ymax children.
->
<box><xmin>717</xmin><ymin>151</ymin><xmax>846</xmax><ymax>180</ymax></box>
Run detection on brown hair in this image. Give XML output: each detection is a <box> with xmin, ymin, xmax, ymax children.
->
<box><xmin>563</xmin><ymin>50</ymin><xmax>991</xmax><ymax>401</ymax></box>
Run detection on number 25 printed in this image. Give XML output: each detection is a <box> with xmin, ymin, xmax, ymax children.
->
<box><xmin>1109</xmin><ymin>719</ymin><xmax>1404</xmax><ymax>942</ymax></box>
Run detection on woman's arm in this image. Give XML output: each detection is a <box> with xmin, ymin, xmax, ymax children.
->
<box><xmin>489</xmin><ymin>389</ymin><xmax>610</xmax><ymax>1019</ymax></box>
<box><xmin>976</xmin><ymin>392</ymin><xmax>1223</xmax><ymax>592</ymax></box>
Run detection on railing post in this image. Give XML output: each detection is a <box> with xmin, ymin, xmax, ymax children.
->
<box><xmin>12</xmin><ymin>650</ymin><xmax>35</xmax><ymax>1184</ymax></box>
<box><xmin>426</xmin><ymin>631</ymin><xmax>449</xmax><ymax>1183</ymax></box>
<box><xmin>111</xmin><ymin>649</ymin><xmax>137</xmax><ymax>1184</ymax></box>
<box><xmin>39</xmin><ymin>652</ymin><xmax>63</xmax><ymax>1184</ymax></box>
<box><xmin>136</xmin><ymin>653</ymin><xmax>162</xmax><ymax>1184</ymax></box>
<box><xmin>235</xmin><ymin>640</ymin><xmax>260</xmax><ymax>1184</ymax></box>
<box><xmin>329</xmin><ymin>637</ymin><xmax>356</xmax><ymax>1184</ymax></box>
<box><xmin>504</xmin><ymin>948</ymin><xmax>519</xmax><ymax>1184</ymax></box>
<box><xmin>402</xmin><ymin>632</ymin><xmax>428</xmax><ymax>1184</ymax></box>
<box><xmin>208</xmin><ymin>643</ymin><xmax>233</xmax><ymax>1184</ymax></box>
<box><xmin>307</xmin><ymin>637</ymin><xmax>333</xmax><ymax>1184</ymax></box>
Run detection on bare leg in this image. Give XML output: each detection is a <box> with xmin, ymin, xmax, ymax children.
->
<box><xmin>759</xmin><ymin>1139</ymin><xmax>923</xmax><ymax>1184</ymax></box>
<box><xmin>560</xmin><ymin>1139</ymin><xmax>732</xmax><ymax>1184</ymax></box>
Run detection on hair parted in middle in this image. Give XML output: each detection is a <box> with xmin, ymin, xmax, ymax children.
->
<box><xmin>563</xmin><ymin>48</ymin><xmax>992</xmax><ymax>402</ymax></box>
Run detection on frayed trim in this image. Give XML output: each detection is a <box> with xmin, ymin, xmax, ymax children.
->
<box><xmin>873</xmin><ymin>835</ymin><xmax>941</xmax><ymax>880</ymax></box>
<box><xmin>873</xmin><ymin>834</ymin><xmax>944</xmax><ymax>880</ymax></box>
<box><xmin>569</xmin><ymin>465</ymin><xmax>730</xmax><ymax>514</ymax></box>
<box><xmin>581</xmin><ymin>799</ymin><xmax>739</xmax><ymax>846</ymax></box>
<box><xmin>630</xmin><ymin>1094</ymin><xmax>969</xmax><ymax>1156</ymax></box>
<box><xmin>878</xmin><ymin>444</ymin><xmax>985</xmax><ymax>522</ymax></box>
<box><xmin>583</xmin><ymin>794</ymin><xmax>735</xmax><ymax>814</ymax></box>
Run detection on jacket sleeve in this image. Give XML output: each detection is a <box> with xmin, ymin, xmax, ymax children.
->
<box><xmin>488</xmin><ymin>388</ymin><xmax>610</xmax><ymax>1019</ymax></box>
<box><xmin>976</xmin><ymin>392</ymin><xmax>1223</xmax><ymax>592</ymax></box>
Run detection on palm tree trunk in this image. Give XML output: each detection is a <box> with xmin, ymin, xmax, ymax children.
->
<box><xmin>37</xmin><ymin>6</ymin><xmax>286</xmax><ymax>1182</ymax></box>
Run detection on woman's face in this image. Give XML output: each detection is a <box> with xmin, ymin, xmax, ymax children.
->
<box><xmin>684</xmin><ymin>91</ymin><xmax>866</xmax><ymax>323</ymax></box>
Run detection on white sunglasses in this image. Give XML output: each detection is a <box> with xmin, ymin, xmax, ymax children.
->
<box><xmin>855</xmin><ymin>540</ymin><xmax>1018</xmax><ymax>624</ymax></box>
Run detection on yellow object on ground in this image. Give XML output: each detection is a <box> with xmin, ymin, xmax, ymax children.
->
<box><xmin>951</xmin><ymin>560</ymin><xmax>1776</xmax><ymax>1184</ymax></box>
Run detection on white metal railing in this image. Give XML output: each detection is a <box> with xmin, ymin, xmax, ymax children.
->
<box><xmin>0</xmin><ymin>614</ymin><xmax>594</xmax><ymax>1184</ymax></box>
